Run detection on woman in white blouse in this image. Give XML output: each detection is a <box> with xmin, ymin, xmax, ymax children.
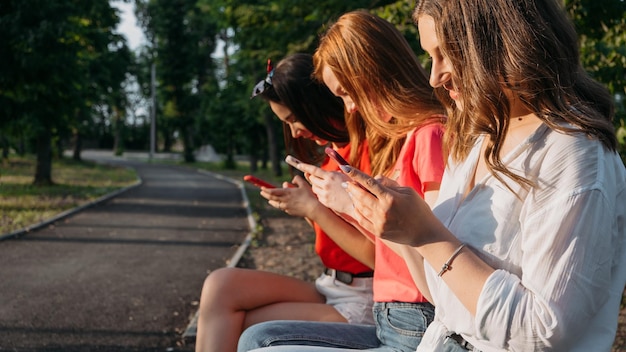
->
<box><xmin>335</xmin><ymin>1</ymin><xmax>626</xmax><ymax>351</ymax></box>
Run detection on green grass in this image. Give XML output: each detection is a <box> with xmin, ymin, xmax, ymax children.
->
<box><xmin>0</xmin><ymin>155</ymin><xmax>138</xmax><ymax>235</ymax></box>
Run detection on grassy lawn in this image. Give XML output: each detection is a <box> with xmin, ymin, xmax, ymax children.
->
<box><xmin>0</xmin><ymin>155</ymin><xmax>138</xmax><ymax>235</ymax></box>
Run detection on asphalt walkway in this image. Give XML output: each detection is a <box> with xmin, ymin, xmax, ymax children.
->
<box><xmin>0</xmin><ymin>152</ymin><xmax>252</xmax><ymax>351</ymax></box>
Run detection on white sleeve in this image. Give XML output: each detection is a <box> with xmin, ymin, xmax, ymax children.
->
<box><xmin>474</xmin><ymin>154</ymin><xmax>624</xmax><ymax>351</ymax></box>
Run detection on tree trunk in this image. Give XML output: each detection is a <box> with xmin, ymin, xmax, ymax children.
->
<box><xmin>1</xmin><ymin>134</ymin><xmax>9</xmax><ymax>159</ymax></box>
<box><xmin>17</xmin><ymin>134</ymin><xmax>25</xmax><ymax>155</ymax></box>
<box><xmin>73</xmin><ymin>131</ymin><xmax>82</xmax><ymax>161</ymax></box>
<box><xmin>183</xmin><ymin>124</ymin><xmax>195</xmax><ymax>162</ymax></box>
<box><xmin>55</xmin><ymin>137</ymin><xmax>63</xmax><ymax>159</ymax></box>
<box><xmin>264</xmin><ymin>111</ymin><xmax>281</xmax><ymax>177</ymax></box>
<box><xmin>34</xmin><ymin>130</ymin><xmax>53</xmax><ymax>185</ymax></box>
<box><xmin>113</xmin><ymin>115</ymin><xmax>123</xmax><ymax>156</ymax></box>
<box><xmin>163</xmin><ymin>129</ymin><xmax>172</xmax><ymax>153</ymax></box>
<box><xmin>249</xmin><ymin>154</ymin><xmax>258</xmax><ymax>172</ymax></box>
<box><xmin>248</xmin><ymin>125</ymin><xmax>260</xmax><ymax>172</ymax></box>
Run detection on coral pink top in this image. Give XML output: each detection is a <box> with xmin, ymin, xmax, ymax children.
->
<box><xmin>374</xmin><ymin>123</ymin><xmax>445</xmax><ymax>302</ymax></box>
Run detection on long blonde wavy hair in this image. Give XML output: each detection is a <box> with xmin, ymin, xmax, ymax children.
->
<box><xmin>313</xmin><ymin>10</ymin><xmax>445</xmax><ymax>177</ymax></box>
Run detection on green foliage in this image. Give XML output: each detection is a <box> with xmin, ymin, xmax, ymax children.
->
<box><xmin>0</xmin><ymin>0</ymin><xmax>132</xmax><ymax>183</ymax></box>
<box><xmin>137</xmin><ymin>0</ymin><xmax>219</xmax><ymax>160</ymax></box>
<box><xmin>1</xmin><ymin>0</ymin><xmax>624</xmax><ymax>177</ymax></box>
<box><xmin>565</xmin><ymin>0</ymin><xmax>626</xmax><ymax>157</ymax></box>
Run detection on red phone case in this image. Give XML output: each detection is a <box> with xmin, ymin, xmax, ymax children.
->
<box><xmin>325</xmin><ymin>147</ymin><xmax>350</xmax><ymax>166</ymax></box>
<box><xmin>243</xmin><ymin>175</ymin><xmax>276</xmax><ymax>189</ymax></box>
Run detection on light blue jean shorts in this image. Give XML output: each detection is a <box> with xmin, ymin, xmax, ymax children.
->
<box><xmin>238</xmin><ymin>301</ymin><xmax>435</xmax><ymax>352</ymax></box>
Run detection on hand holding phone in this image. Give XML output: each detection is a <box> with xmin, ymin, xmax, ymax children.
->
<box><xmin>324</xmin><ymin>147</ymin><xmax>377</xmax><ymax>197</ymax></box>
<box><xmin>285</xmin><ymin>155</ymin><xmax>304</xmax><ymax>169</ymax></box>
<box><xmin>243</xmin><ymin>175</ymin><xmax>276</xmax><ymax>189</ymax></box>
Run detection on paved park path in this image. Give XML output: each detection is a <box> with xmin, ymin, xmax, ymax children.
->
<box><xmin>0</xmin><ymin>152</ymin><xmax>251</xmax><ymax>351</ymax></box>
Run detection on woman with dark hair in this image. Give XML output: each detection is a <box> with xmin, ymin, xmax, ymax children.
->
<box><xmin>251</xmin><ymin>54</ymin><xmax>350</xmax><ymax>166</ymax></box>
<box><xmin>195</xmin><ymin>53</ymin><xmax>376</xmax><ymax>352</ymax></box>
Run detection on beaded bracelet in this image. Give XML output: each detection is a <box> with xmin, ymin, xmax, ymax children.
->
<box><xmin>437</xmin><ymin>243</ymin><xmax>466</xmax><ymax>277</ymax></box>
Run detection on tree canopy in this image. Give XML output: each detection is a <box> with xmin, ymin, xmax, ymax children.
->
<box><xmin>1</xmin><ymin>0</ymin><xmax>624</xmax><ymax>184</ymax></box>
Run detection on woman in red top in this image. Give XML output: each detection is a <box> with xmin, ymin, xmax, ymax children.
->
<box><xmin>194</xmin><ymin>53</ymin><xmax>376</xmax><ymax>352</ymax></box>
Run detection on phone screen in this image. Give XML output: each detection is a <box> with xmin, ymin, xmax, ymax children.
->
<box><xmin>325</xmin><ymin>147</ymin><xmax>350</xmax><ymax>166</ymax></box>
<box><xmin>243</xmin><ymin>175</ymin><xmax>276</xmax><ymax>189</ymax></box>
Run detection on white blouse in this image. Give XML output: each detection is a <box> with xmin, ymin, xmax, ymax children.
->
<box><xmin>417</xmin><ymin>124</ymin><xmax>626</xmax><ymax>352</ymax></box>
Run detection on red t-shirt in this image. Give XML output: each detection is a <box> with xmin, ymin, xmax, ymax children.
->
<box><xmin>373</xmin><ymin>123</ymin><xmax>445</xmax><ymax>302</ymax></box>
<box><xmin>313</xmin><ymin>142</ymin><xmax>372</xmax><ymax>274</ymax></box>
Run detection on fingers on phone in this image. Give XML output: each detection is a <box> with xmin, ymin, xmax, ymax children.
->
<box><xmin>285</xmin><ymin>155</ymin><xmax>302</xmax><ymax>169</ymax></box>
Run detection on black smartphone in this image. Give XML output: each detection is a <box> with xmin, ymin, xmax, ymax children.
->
<box><xmin>243</xmin><ymin>175</ymin><xmax>276</xmax><ymax>189</ymax></box>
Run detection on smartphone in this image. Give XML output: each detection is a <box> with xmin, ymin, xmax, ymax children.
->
<box><xmin>285</xmin><ymin>155</ymin><xmax>303</xmax><ymax>168</ymax></box>
<box><xmin>324</xmin><ymin>147</ymin><xmax>375</xmax><ymax>196</ymax></box>
<box><xmin>324</xmin><ymin>147</ymin><xmax>350</xmax><ymax>166</ymax></box>
<box><xmin>243</xmin><ymin>175</ymin><xmax>276</xmax><ymax>189</ymax></box>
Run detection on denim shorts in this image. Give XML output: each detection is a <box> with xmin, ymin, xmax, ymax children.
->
<box><xmin>238</xmin><ymin>301</ymin><xmax>435</xmax><ymax>352</ymax></box>
<box><xmin>315</xmin><ymin>273</ymin><xmax>375</xmax><ymax>325</ymax></box>
<box><xmin>372</xmin><ymin>301</ymin><xmax>435</xmax><ymax>352</ymax></box>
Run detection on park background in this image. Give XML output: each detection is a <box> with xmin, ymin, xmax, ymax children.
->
<box><xmin>0</xmin><ymin>0</ymin><xmax>625</xmax><ymax>350</ymax></box>
<box><xmin>1</xmin><ymin>0</ymin><xmax>625</xmax><ymax>185</ymax></box>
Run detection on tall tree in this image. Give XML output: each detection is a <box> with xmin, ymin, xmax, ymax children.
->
<box><xmin>0</xmin><ymin>0</ymin><xmax>130</xmax><ymax>183</ymax></box>
<box><xmin>0</xmin><ymin>1</ymin><xmax>85</xmax><ymax>184</ymax></box>
<box><xmin>73</xmin><ymin>2</ymin><xmax>132</xmax><ymax>160</ymax></box>
<box><xmin>137</xmin><ymin>0</ymin><xmax>218</xmax><ymax>162</ymax></box>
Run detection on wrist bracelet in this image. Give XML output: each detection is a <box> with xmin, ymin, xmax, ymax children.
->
<box><xmin>438</xmin><ymin>243</ymin><xmax>466</xmax><ymax>277</ymax></box>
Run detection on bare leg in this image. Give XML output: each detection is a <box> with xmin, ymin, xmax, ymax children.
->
<box><xmin>195</xmin><ymin>268</ymin><xmax>347</xmax><ymax>352</ymax></box>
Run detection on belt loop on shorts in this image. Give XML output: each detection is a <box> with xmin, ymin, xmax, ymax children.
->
<box><xmin>324</xmin><ymin>268</ymin><xmax>374</xmax><ymax>285</ymax></box>
<box><xmin>446</xmin><ymin>332</ymin><xmax>475</xmax><ymax>351</ymax></box>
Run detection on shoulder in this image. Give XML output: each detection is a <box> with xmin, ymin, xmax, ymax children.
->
<box><xmin>414</xmin><ymin>120</ymin><xmax>445</xmax><ymax>136</ymax></box>
<box><xmin>528</xmin><ymin>125</ymin><xmax>625</xmax><ymax>197</ymax></box>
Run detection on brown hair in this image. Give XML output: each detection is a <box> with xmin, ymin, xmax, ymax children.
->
<box><xmin>314</xmin><ymin>10</ymin><xmax>445</xmax><ymax>176</ymax></box>
<box><xmin>414</xmin><ymin>0</ymin><xmax>616</xmax><ymax>185</ymax></box>
<box><xmin>257</xmin><ymin>53</ymin><xmax>362</xmax><ymax>166</ymax></box>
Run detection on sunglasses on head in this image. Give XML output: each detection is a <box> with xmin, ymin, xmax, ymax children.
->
<box><xmin>250</xmin><ymin>59</ymin><xmax>274</xmax><ymax>99</ymax></box>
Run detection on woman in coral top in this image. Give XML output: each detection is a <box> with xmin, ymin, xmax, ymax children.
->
<box><xmin>194</xmin><ymin>53</ymin><xmax>376</xmax><ymax>352</ymax></box>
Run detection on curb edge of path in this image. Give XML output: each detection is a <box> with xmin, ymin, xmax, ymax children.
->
<box><xmin>181</xmin><ymin>169</ymin><xmax>257</xmax><ymax>341</ymax></box>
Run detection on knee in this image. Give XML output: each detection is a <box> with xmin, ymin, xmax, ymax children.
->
<box><xmin>200</xmin><ymin>267</ymin><xmax>240</xmax><ymax>305</ymax></box>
